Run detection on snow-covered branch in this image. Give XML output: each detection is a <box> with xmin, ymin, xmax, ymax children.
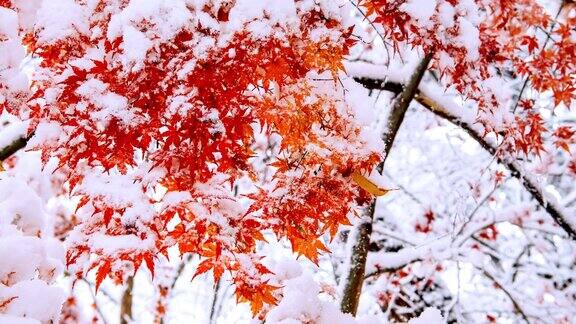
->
<box><xmin>339</xmin><ymin>53</ymin><xmax>434</xmax><ymax>315</ymax></box>
<box><xmin>0</xmin><ymin>122</ymin><xmax>29</xmax><ymax>161</ymax></box>
<box><xmin>351</xmin><ymin>70</ymin><xmax>576</xmax><ymax>240</ymax></box>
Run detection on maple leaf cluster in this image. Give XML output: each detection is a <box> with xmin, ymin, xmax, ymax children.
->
<box><xmin>361</xmin><ymin>0</ymin><xmax>576</xmax><ymax>157</ymax></box>
<box><xmin>1</xmin><ymin>0</ymin><xmax>381</xmax><ymax>314</ymax></box>
<box><xmin>1</xmin><ymin>0</ymin><xmax>574</xmax><ymax>319</ymax></box>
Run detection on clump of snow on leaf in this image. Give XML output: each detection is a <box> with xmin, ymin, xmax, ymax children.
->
<box><xmin>0</xmin><ymin>175</ymin><xmax>65</xmax><ymax>323</ymax></box>
<box><xmin>266</xmin><ymin>260</ymin><xmax>382</xmax><ymax>324</ymax></box>
<box><xmin>408</xmin><ymin>307</ymin><xmax>446</xmax><ymax>324</ymax></box>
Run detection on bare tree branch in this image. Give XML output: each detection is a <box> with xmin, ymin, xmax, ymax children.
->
<box><xmin>209</xmin><ymin>278</ymin><xmax>222</xmax><ymax>324</ymax></box>
<box><xmin>339</xmin><ymin>53</ymin><xmax>433</xmax><ymax>315</ymax></box>
<box><xmin>0</xmin><ymin>134</ymin><xmax>31</xmax><ymax>161</ymax></box>
<box><xmin>353</xmin><ymin>76</ymin><xmax>576</xmax><ymax>240</ymax></box>
<box><xmin>479</xmin><ymin>267</ymin><xmax>531</xmax><ymax>323</ymax></box>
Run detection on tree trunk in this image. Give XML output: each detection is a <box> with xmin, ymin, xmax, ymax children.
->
<box><xmin>0</xmin><ymin>133</ymin><xmax>32</xmax><ymax>161</ymax></box>
<box><xmin>120</xmin><ymin>276</ymin><xmax>134</xmax><ymax>324</ymax></box>
<box><xmin>339</xmin><ymin>53</ymin><xmax>433</xmax><ymax>315</ymax></box>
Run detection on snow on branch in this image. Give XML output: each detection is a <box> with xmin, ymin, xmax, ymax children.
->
<box><xmin>0</xmin><ymin>122</ymin><xmax>29</xmax><ymax>161</ymax></box>
<box><xmin>349</xmin><ymin>65</ymin><xmax>576</xmax><ymax>240</ymax></box>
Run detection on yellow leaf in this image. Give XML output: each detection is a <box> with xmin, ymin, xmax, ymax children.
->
<box><xmin>256</xmin><ymin>66</ymin><xmax>266</xmax><ymax>77</ymax></box>
<box><xmin>351</xmin><ymin>171</ymin><xmax>391</xmax><ymax>196</ymax></box>
<box><xmin>0</xmin><ymin>163</ymin><xmax>4</xmax><ymax>172</ymax></box>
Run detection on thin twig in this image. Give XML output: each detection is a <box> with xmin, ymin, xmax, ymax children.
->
<box><xmin>480</xmin><ymin>267</ymin><xmax>531</xmax><ymax>323</ymax></box>
<box><xmin>84</xmin><ymin>279</ymin><xmax>110</xmax><ymax>324</ymax></box>
<box><xmin>512</xmin><ymin>1</ymin><xmax>565</xmax><ymax>113</ymax></box>
<box><xmin>353</xmin><ymin>76</ymin><xmax>576</xmax><ymax>240</ymax></box>
<box><xmin>347</xmin><ymin>0</ymin><xmax>392</xmax><ymax>62</ymax></box>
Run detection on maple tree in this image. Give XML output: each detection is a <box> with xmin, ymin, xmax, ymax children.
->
<box><xmin>0</xmin><ymin>0</ymin><xmax>575</xmax><ymax>323</ymax></box>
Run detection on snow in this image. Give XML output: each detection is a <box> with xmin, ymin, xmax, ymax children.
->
<box><xmin>9</xmin><ymin>0</ymin><xmax>42</xmax><ymax>30</ymax></box>
<box><xmin>162</xmin><ymin>191</ymin><xmax>193</xmax><ymax>206</ymax></box>
<box><xmin>27</xmin><ymin>122</ymin><xmax>64</xmax><ymax>148</ymax></box>
<box><xmin>76</xmin><ymin>170</ymin><xmax>156</xmax><ymax>223</ymax></box>
<box><xmin>400</xmin><ymin>0</ymin><xmax>438</xmax><ymax>23</ymax></box>
<box><xmin>418</xmin><ymin>82</ymin><xmax>477</xmax><ymax>126</ymax></box>
<box><xmin>367</xmin><ymin>168</ymin><xmax>392</xmax><ymax>190</ymax></box>
<box><xmin>344</xmin><ymin>61</ymin><xmax>389</xmax><ymax>82</ymax></box>
<box><xmin>120</xmin><ymin>26</ymin><xmax>153</xmax><ymax>70</ymax></box>
<box><xmin>437</xmin><ymin>51</ymin><xmax>455</xmax><ymax>73</ymax></box>
<box><xmin>0</xmin><ymin>234</ymin><xmax>63</xmax><ymax>279</ymax></box>
<box><xmin>0</xmin><ymin>176</ymin><xmax>47</xmax><ymax>235</ymax></box>
<box><xmin>366</xmin><ymin>236</ymin><xmax>451</xmax><ymax>275</ymax></box>
<box><xmin>0</xmin><ymin>120</ymin><xmax>27</xmax><ymax>150</ymax></box>
<box><xmin>0</xmin><ymin>315</ymin><xmax>40</xmax><ymax>324</ymax></box>
<box><xmin>408</xmin><ymin>307</ymin><xmax>446</xmax><ymax>324</ymax></box>
<box><xmin>266</xmin><ymin>273</ymin><xmax>356</xmax><ymax>323</ymax></box>
<box><xmin>0</xmin><ymin>7</ymin><xmax>18</xmax><ymax>38</ymax></box>
<box><xmin>438</xmin><ymin>3</ymin><xmax>455</xmax><ymax>28</ymax></box>
<box><xmin>266</xmin><ymin>262</ymin><xmax>384</xmax><ymax>324</ymax></box>
<box><xmin>0</xmin><ymin>175</ymin><xmax>65</xmax><ymax>324</ymax></box>
<box><xmin>524</xmin><ymin>169</ymin><xmax>576</xmax><ymax>231</ymax></box>
<box><xmin>457</xmin><ymin>17</ymin><xmax>480</xmax><ymax>61</ymax></box>
<box><xmin>75</xmin><ymin>78</ymin><xmax>137</xmax><ymax>126</ymax></box>
<box><xmin>89</xmin><ymin>233</ymin><xmax>154</xmax><ymax>255</ymax></box>
<box><xmin>106</xmin><ymin>0</ymin><xmax>193</xmax><ymax>70</ymax></box>
<box><xmin>0</xmin><ymin>38</ymin><xmax>28</xmax><ymax>93</ymax></box>
<box><xmin>34</xmin><ymin>0</ymin><xmax>88</xmax><ymax>43</ymax></box>
<box><xmin>230</xmin><ymin>0</ymin><xmax>299</xmax><ymax>37</ymax></box>
<box><xmin>0</xmin><ymin>280</ymin><xmax>64</xmax><ymax>321</ymax></box>
<box><xmin>78</xmin><ymin>171</ymin><xmax>146</xmax><ymax>209</ymax></box>
<box><xmin>457</xmin><ymin>0</ymin><xmax>482</xmax><ymax>25</ymax></box>
<box><xmin>226</xmin><ymin>0</ymin><xmax>347</xmax><ymax>41</ymax></box>
<box><xmin>1</xmin><ymin>1</ymin><xmax>575</xmax><ymax>323</ymax></box>
<box><xmin>107</xmin><ymin>0</ymin><xmax>193</xmax><ymax>41</ymax></box>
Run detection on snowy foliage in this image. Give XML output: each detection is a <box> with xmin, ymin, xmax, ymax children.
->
<box><xmin>0</xmin><ymin>0</ymin><xmax>575</xmax><ymax>323</ymax></box>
